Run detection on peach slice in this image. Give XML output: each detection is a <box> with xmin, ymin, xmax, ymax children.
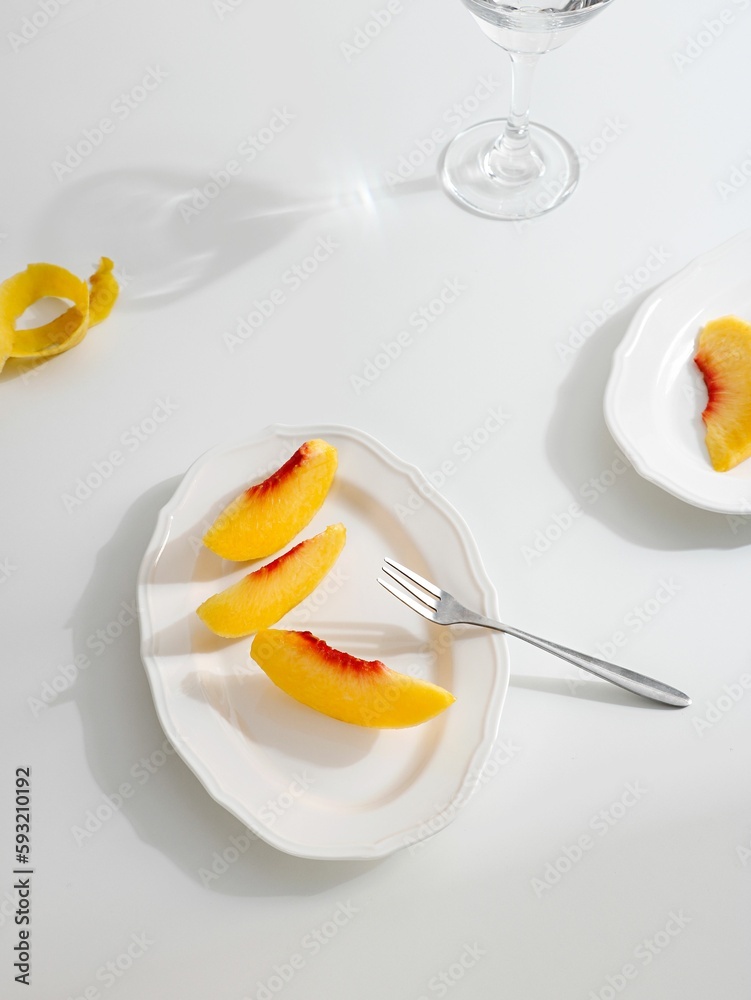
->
<box><xmin>197</xmin><ymin>524</ymin><xmax>346</xmax><ymax>637</ymax></box>
<box><xmin>250</xmin><ymin>629</ymin><xmax>455</xmax><ymax>728</ymax></box>
<box><xmin>203</xmin><ymin>439</ymin><xmax>338</xmax><ymax>560</ymax></box>
<box><xmin>695</xmin><ymin>316</ymin><xmax>751</xmax><ymax>471</ymax></box>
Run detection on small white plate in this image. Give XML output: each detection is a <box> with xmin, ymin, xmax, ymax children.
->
<box><xmin>605</xmin><ymin>229</ymin><xmax>751</xmax><ymax>514</ymax></box>
<box><xmin>137</xmin><ymin>424</ymin><xmax>509</xmax><ymax>859</ymax></box>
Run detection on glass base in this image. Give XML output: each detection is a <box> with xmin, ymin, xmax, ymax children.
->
<box><xmin>439</xmin><ymin>119</ymin><xmax>579</xmax><ymax>221</ymax></box>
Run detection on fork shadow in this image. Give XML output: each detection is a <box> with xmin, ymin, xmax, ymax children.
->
<box><xmin>287</xmin><ymin>620</ymin><xmax>440</xmax><ymax>657</ymax></box>
<box><xmin>510</xmin><ymin>674</ymin><xmax>678</xmax><ymax>710</ymax></box>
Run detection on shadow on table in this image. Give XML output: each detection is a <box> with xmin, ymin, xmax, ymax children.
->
<box><xmin>0</xmin><ymin>357</ymin><xmax>48</xmax><ymax>385</ymax></box>
<box><xmin>33</xmin><ymin>168</ymin><xmax>438</xmax><ymax>313</ymax></box>
<box><xmin>546</xmin><ymin>293</ymin><xmax>751</xmax><ymax>551</ymax></box>
<box><xmin>509</xmin><ymin>674</ymin><xmax>678</xmax><ymax>710</ymax></box>
<box><xmin>62</xmin><ymin>479</ymin><xmax>381</xmax><ymax>896</ymax></box>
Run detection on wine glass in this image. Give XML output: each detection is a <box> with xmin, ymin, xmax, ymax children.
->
<box><xmin>440</xmin><ymin>0</ymin><xmax>615</xmax><ymax>221</ymax></box>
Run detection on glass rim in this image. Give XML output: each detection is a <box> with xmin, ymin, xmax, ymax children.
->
<box><xmin>461</xmin><ymin>0</ymin><xmax>615</xmax><ymax>30</ymax></box>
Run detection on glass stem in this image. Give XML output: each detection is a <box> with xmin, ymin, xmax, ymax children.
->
<box><xmin>486</xmin><ymin>51</ymin><xmax>543</xmax><ymax>186</ymax></box>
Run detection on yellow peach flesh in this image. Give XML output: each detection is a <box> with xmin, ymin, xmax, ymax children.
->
<box><xmin>250</xmin><ymin>629</ymin><xmax>455</xmax><ymax>729</ymax></box>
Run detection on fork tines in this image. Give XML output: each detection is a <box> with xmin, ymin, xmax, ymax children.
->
<box><xmin>378</xmin><ymin>558</ymin><xmax>440</xmax><ymax>621</ymax></box>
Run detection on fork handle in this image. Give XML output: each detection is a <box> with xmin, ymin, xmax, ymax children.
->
<box><xmin>472</xmin><ymin>616</ymin><xmax>690</xmax><ymax>707</ymax></box>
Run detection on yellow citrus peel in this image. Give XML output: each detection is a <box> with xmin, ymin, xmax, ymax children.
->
<box><xmin>0</xmin><ymin>257</ymin><xmax>118</xmax><ymax>373</ymax></box>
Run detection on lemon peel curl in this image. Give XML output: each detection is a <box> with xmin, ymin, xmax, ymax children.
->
<box><xmin>0</xmin><ymin>257</ymin><xmax>118</xmax><ymax>373</ymax></box>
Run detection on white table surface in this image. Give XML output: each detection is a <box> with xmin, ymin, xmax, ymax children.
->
<box><xmin>3</xmin><ymin>0</ymin><xmax>751</xmax><ymax>996</ymax></box>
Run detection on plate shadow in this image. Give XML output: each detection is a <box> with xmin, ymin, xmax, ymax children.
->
<box><xmin>546</xmin><ymin>293</ymin><xmax>751</xmax><ymax>551</ymax></box>
<box><xmin>62</xmin><ymin>477</ymin><xmax>381</xmax><ymax>895</ymax></box>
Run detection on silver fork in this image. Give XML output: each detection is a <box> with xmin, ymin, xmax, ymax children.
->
<box><xmin>378</xmin><ymin>558</ymin><xmax>691</xmax><ymax>708</ymax></box>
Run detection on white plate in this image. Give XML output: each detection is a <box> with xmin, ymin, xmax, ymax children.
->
<box><xmin>137</xmin><ymin>424</ymin><xmax>509</xmax><ymax>860</ymax></box>
<box><xmin>605</xmin><ymin>229</ymin><xmax>751</xmax><ymax>514</ymax></box>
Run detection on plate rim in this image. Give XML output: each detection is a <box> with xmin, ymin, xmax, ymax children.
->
<box><xmin>604</xmin><ymin>228</ymin><xmax>751</xmax><ymax>514</ymax></box>
<box><xmin>137</xmin><ymin>422</ymin><xmax>510</xmax><ymax>860</ymax></box>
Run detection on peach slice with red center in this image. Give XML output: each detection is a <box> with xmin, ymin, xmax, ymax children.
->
<box><xmin>250</xmin><ymin>629</ymin><xmax>455</xmax><ymax>728</ymax></box>
<box><xmin>203</xmin><ymin>439</ymin><xmax>337</xmax><ymax>560</ymax></box>
<box><xmin>695</xmin><ymin>316</ymin><xmax>751</xmax><ymax>471</ymax></box>
<box><xmin>196</xmin><ymin>524</ymin><xmax>346</xmax><ymax>638</ymax></box>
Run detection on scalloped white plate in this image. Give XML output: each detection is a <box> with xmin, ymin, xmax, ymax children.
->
<box><xmin>605</xmin><ymin>229</ymin><xmax>751</xmax><ymax>513</ymax></box>
<box><xmin>137</xmin><ymin>424</ymin><xmax>509</xmax><ymax>859</ymax></box>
